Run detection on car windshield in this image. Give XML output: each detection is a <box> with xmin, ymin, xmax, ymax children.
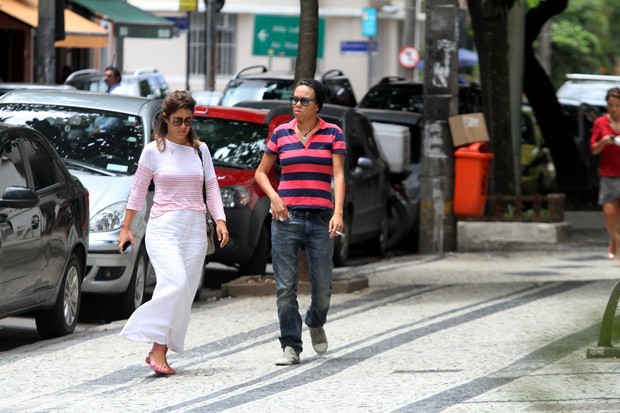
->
<box><xmin>69</xmin><ymin>77</ymin><xmax>107</xmax><ymax>93</ymax></box>
<box><xmin>192</xmin><ymin>117</ymin><xmax>268</xmax><ymax>169</ymax></box>
<box><xmin>219</xmin><ymin>79</ymin><xmax>293</xmax><ymax>107</ymax></box>
<box><xmin>0</xmin><ymin>103</ymin><xmax>144</xmax><ymax>175</ymax></box>
<box><xmin>359</xmin><ymin>86</ymin><xmax>425</xmax><ymax>113</ymax></box>
<box><xmin>360</xmin><ymin>83</ymin><xmax>481</xmax><ymax>114</ymax></box>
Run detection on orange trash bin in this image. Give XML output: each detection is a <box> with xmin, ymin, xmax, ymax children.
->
<box><xmin>453</xmin><ymin>142</ymin><xmax>493</xmax><ymax>217</ymax></box>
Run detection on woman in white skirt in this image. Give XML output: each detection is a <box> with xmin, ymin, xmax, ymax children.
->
<box><xmin>117</xmin><ymin>90</ymin><xmax>228</xmax><ymax>376</ymax></box>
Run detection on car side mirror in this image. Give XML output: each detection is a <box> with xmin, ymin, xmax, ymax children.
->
<box><xmin>0</xmin><ymin>186</ymin><xmax>39</xmax><ymax>208</ymax></box>
<box><xmin>353</xmin><ymin>157</ymin><xmax>374</xmax><ymax>174</ymax></box>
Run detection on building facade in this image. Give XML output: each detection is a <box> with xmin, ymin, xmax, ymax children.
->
<box><xmin>125</xmin><ymin>0</ymin><xmax>425</xmax><ymax>98</ymax></box>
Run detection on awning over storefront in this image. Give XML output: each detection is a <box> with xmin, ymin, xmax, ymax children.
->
<box><xmin>0</xmin><ymin>0</ymin><xmax>108</xmax><ymax>48</ymax></box>
<box><xmin>68</xmin><ymin>0</ymin><xmax>173</xmax><ymax>39</ymax></box>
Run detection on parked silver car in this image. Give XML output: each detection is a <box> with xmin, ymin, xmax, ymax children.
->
<box><xmin>0</xmin><ymin>89</ymin><xmax>162</xmax><ymax>320</ymax></box>
<box><xmin>0</xmin><ymin>83</ymin><xmax>75</xmax><ymax>97</ymax></box>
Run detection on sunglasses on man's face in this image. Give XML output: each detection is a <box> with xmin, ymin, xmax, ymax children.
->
<box><xmin>289</xmin><ymin>96</ymin><xmax>317</xmax><ymax>106</ymax></box>
<box><xmin>170</xmin><ymin>117</ymin><xmax>194</xmax><ymax>127</ymax></box>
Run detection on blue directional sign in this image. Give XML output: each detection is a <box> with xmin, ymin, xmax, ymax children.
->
<box><xmin>361</xmin><ymin>8</ymin><xmax>377</xmax><ymax>37</ymax></box>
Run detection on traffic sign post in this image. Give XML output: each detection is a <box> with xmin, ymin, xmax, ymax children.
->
<box><xmin>362</xmin><ymin>8</ymin><xmax>377</xmax><ymax>89</ymax></box>
<box><xmin>398</xmin><ymin>45</ymin><xmax>421</xmax><ymax>69</ymax></box>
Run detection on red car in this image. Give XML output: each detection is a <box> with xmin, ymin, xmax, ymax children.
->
<box><xmin>193</xmin><ymin>105</ymin><xmax>291</xmax><ymax>275</ymax></box>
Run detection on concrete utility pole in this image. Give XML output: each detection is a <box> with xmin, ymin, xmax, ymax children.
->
<box><xmin>418</xmin><ymin>0</ymin><xmax>459</xmax><ymax>254</ymax></box>
<box><xmin>35</xmin><ymin>0</ymin><xmax>56</xmax><ymax>83</ymax></box>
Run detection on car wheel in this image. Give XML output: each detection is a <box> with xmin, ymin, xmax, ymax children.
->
<box><xmin>109</xmin><ymin>245</ymin><xmax>148</xmax><ymax>321</ymax></box>
<box><xmin>333</xmin><ymin>215</ymin><xmax>351</xmax><ymax>267</ymax></box>
<box><xmin>35</xmin><ymin>254</ymin><xmax>82</xmax><ymax>339</ymax></box>
<box><xmin>401</xmin><ymin>216</ymin><xmax>420</xmax><ymax>253</ymax></box>
<box><xmin>367</xmin><ymin>209</ymin><xmax>389</xmax><ymax>258</ymax></box>
<box><xmin>239</xmin><ymin>224</ymin><xmax>269</xmax><ymax>276</ymax></box>
<box><xmin>386</xmin><ymin>191</ymin><xmax>410</xmax><ymax>249</ymax></box>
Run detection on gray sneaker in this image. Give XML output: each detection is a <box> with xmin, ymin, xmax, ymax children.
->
<box><xmin>275</xmin><ymin>346</ymin><xmax>300</xmax><ymax>366</ymax></box>
<box><xmin>309</xmin><ymin>326</ymin><xmax>328</xmax><ymax>355</ymax></box>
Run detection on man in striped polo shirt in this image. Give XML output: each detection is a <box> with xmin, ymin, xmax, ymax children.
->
<box><xmin>255</xmin><ymin>78</ymin><xmax>347</xmax><ymax>365</ymax></box>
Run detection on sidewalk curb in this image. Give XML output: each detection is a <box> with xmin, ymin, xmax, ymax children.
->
<box><xmin>220</xmin><ymin>275</ymin><xmax>369</xmax><ymax>297</ymax></box>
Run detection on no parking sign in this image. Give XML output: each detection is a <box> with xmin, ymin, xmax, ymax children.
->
<box><xmin>398</xmin><ymin>46</ymin><xmax>420</xmax><ymax>69</ymax></box>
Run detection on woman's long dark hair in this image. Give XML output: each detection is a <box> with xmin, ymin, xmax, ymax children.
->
<box><xmin>155</xmin><ymin>90</ymin><xmax>199</xmax><ymax>151</ymax></box>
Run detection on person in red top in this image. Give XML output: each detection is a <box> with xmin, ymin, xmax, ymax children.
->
<box><xmin>590</xmin><ymin>87</ymin><xmax>620</xmax><ymax>260</ymax></box>
<box><xmin>255</xmin><ymin>78</ymin><xmax>346</xmax><ymax>366</ymax></box>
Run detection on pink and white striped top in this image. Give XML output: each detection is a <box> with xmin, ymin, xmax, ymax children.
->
<box><xmin>127</xmin><ymin>140</ymin><xmax>226</xmax><ymax>222</ymax></box>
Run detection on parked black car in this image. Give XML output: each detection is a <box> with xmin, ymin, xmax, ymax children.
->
<box><xmin>0</xmin><ymin>123</ymin><xmax>89</xmax><ymax>338</ymax></box>
<box><xmin>357</xmin><ymin>108</ymin><xmax>423</xmax><ymax>251</ymax></box>
<box><xmin>234</xmin><ymin>100</ymin><xmax>391</xmax><ymax>266</ymax></box>
<box><xmin>219</xmin><ymin>65</ymin><xmax>357</xmax><ymax>108</ymax></box>
<box><xmin>357</xmin><ymin>76</ymin><xmax>483</xmax><ymax>114</ymax></box>
<box><xmin>358</xmin><ymin>76</ymin><xmax>557</xmax><ymax>196</ymax></box>
<box><xmin>557</xmin><ymin>74</ymin><xmax>613</xmax><ymax>203</ymax></box>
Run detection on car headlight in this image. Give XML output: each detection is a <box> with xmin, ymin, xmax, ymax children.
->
<box><xmin>220</xmin><ymin>185</ymin><xmax>250</xmax><ymax>209</ymax></box>
<box><xmin>90</xmin><ymin>201</ymin><xmax>127</xmax><ymax>232</ymax></box>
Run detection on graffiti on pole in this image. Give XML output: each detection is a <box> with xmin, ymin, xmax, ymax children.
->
<box><xmin>431</xmin><ymin>39</ymin><xmax>456</xmax><ymax>88</ymax></box>
<box><xmin>423</xmin><ymin>121</ymin><xmax>448</xmax><ymax>159</ymax></box>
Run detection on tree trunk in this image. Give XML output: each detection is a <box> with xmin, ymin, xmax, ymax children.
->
<box><xmin>35</xmin><ymin>0</ymin><xmax>56</xmax><ymax>84</ymax></box>
<box><xmin>295</xmin><ymin>0</ymin><xmax>319</xmax><ymax>83</ymax></box>
<box><xmin>468</xmin><ymin>0</ymin><xmax>515</xmax><ymax>196</ymax></box>
<box><xmin>295</xmin><ymin>0</ymin><xmax>319</xmax><ymax>281</ymax></box>
<box><xmin>523</xmin><ymin>0</ymin><xmax>587</xmax><ymax>197</ymax></box>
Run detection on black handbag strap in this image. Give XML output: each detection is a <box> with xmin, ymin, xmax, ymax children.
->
<box><xmin>196</xmin><ymin>147</ymin><xmax>207</xmax><ymax>205</ymax></box>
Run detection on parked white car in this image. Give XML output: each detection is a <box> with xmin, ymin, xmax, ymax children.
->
<box><xmin>64</xmin><ymin>67</ymin><xmax>170</xmax><ymax>99</ymax></box>
<box><xmin>557</xmin><ymin>73</ymin><xmax>620</xmax><ymax>106</ymax></box>
<box><xmin>0</xmin><ymin>89</ymin><xmax>162</xmax><ymax>320</ymax></box>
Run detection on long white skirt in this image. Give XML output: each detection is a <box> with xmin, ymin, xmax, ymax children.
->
<box><xmin>120</xmin><ymin>209</ymin><xmax>208</xmax><ymax>353</ymax></box>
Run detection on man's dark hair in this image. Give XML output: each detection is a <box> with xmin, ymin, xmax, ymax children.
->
<box><xmin>295</xmin><ymin>78</ymin><xmax>329</xmax><ymax>110</ymax></box>
<box><xmin>105</xmin><ymin>66</ymin><xmax>122</xmax><ymax>82</ymax></box>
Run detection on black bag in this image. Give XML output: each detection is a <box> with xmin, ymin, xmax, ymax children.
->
<box><xmin>206</xmin><ymin>214</ymin><xmax>216</xmax><ymax>256</ymax></box>
<box><xmin>198</xmin><ymin>148</ymin><xmax>216</xmax><ymax>255</ymax></box>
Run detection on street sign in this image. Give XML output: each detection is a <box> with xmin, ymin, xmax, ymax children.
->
<box><xmin>340</xmin><ymin>40</ymin><xmax>377</xmax><ymax>53</ymax></box>
<box><xmin>398</xmin><ymin>45</ymin><xmax>421</xmax><ymax>69</ymax></box>
<box><xmin>361</xmin><ymin>8</ymin><xmax>377</xmax><ymax>37</ymax></box>
<box><xmin>179</xmin><ymin>0</ymin><xmax>197</xmax><ymax>11</ymax></box>
<box><xmin>253</xmin><ymin>15</ymin><xmax>324</xmax><ymax>58</ymax></box>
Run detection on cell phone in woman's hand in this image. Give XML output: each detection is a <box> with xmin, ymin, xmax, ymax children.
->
<box><xmin>121</xmin><ymin>241</ymin><xmax>132</xmax><ymax>254</ymax></box>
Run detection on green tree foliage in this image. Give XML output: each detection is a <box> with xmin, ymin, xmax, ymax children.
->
<box><xmin>550</xmin><ymin>20</ymin><xmax>601</xmax><ymax>84</ymax></box>
<box><xmin>546</xmin><ymin>0</ymin><xmax>620</xmax><ymax>86</ymax></box>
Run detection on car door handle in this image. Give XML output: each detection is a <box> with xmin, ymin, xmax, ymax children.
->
<box><xmin>31</xmin><ymin>215</ymin><xmax>40</xmax><ymax>230</ymax></box>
